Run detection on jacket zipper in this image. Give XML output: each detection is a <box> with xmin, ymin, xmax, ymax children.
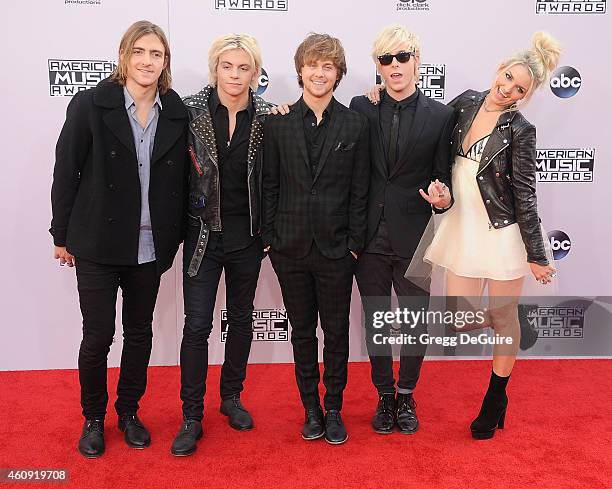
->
<box><xmin>476</xmin><ymin>144</ymin><xmax>509</xmax><ymax>175</ymax></box>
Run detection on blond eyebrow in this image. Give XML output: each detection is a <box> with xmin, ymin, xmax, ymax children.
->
<box><xmin>133</xmin><ymin>46</ymin><xmax>164</xmax><ymax>55</ymax></box>
<box><xmin>220</xmin><ymin>61</ymin><xmax>251</xmax><ymax>68</ymax></box>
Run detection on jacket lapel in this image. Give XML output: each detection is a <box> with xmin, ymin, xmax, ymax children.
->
<box><xmin>103</xmin><ymin>108</ymin><xmax>136</xmax><ymax>156</ymax></box>
<box><xmin>312</xmin><ymin>99</ymin><xmax>344</xmax><ymax>185</ymax></box>
<box><xmin>290</xmin><ymin>103</ymin><xmax>310</xmax><ymax>173</ymax></box>
<box><xmin>150</xmin><ymin>88</ymin><xmax>188</xmax><ymax>164</ymax></box>
<box><xmin>476</xmin><ymin>111</ymin><xmax>515</xmax><ymax>175</ymax></box>
<box><xmin>458</xmin><ymin>91</ymin><xmax>486</xmax><ymax>153</ymax></box>
<box><xmin>246</xmin><ymin>93</ymin><xmax>270</xmax><ymax>173</ymax></box>
<box><xmin>94</xmin><ymin>79</ymin><xmax>137</xmax><ymax>157</ymax></box>
<box><xmin>151</xmin><ymin>115</ymin><xmax>183</xmax><ymax>164</ymax></box>
<box><xmin>373</xmin><ymin>100</ymin><xmax>388</xmax><ymax>178</ymax></box>
<box><xmin>187</xmin><ymin>86</ymin><xmax>219</xmax><ymax>166</ymax></box>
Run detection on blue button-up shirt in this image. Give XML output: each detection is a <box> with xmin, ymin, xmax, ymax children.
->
<box><xmin>124</xmin><ymin>87</ymin><xmax>161</xmax><ymax>264</ymax></box>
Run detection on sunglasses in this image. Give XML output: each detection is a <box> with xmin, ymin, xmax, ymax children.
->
<box><xmin>377</xmin><ymin>51</ymin><xmax>414</xmax><ymax>66</ymax></box>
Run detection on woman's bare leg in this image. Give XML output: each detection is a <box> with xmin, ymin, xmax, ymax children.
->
<box><xmin>446</xmin><ymin>270</ymin><xmax>491</xmax><ymax>331</ymax></box>
<box><xmin>487</xmin><ymin>277</ymin><xmax>525</xmax><ymax>376</ymax></box>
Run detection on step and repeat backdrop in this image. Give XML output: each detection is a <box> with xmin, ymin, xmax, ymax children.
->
<box><xmin>1</xmin><ymin>0</ymin><xmax>610</xmax><ymax>370</ymax></box>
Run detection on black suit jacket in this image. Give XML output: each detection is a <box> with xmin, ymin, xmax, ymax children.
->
<box><xmin>262</xmin><ymin>97</ymin><xmax>370</xmax><ymax>259</ymax></box>
<box><xmin>349</xmin><ymin>90</ymin><xmax>455</xmax><ymax>258</ymax></box>
<box><xmin>50</xmin><ymin>78</ymin><xmax>189</xmax><ymax>274</ymax></box>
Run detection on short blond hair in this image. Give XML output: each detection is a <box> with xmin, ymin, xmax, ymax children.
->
<box><xmin>111</xmin><ymin>20</ymin><xmax>172</xmax><ymax>94</ymax></box>
<box><xmin>499</xmin><ymin>31</ymin><xmax>562</xmax><ymax>100</ymax></box>
<box><xmin>372</xmin><ymin>24</ymin><xmax>421</xmax><ymax>63</ymax></box>
<box><xmin>208</xmin><ymin>33</ymin><xmax>262</xmax><ymax>91</ymax></box>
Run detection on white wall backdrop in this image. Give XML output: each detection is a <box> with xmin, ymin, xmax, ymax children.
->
<box><xmin>1</xmin><ymin>0</ymin><xmax>610</xmax><ymax>371</ymax></box>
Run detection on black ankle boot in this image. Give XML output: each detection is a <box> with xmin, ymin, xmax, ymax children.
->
<box><xmin>470</xmin><ymin>371</ymin><xmax>509</xmax><ymax>440</ymax></box>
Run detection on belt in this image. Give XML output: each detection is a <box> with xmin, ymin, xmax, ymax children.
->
<box><xmin>186</xmin><ymin>213</ymin><xmax>210</xmax><ymax>277</ymax></box>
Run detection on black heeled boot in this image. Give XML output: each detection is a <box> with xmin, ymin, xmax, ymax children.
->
<box><xmin>470</xmin><ymin>370</ymin><xmax>509</xmax><ymax>440</ymax></box>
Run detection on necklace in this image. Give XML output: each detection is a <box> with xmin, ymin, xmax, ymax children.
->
<box><xmin>482</xmin><ymin>95</ymin><xmax>504</xmax><ymax>113</ymax></box>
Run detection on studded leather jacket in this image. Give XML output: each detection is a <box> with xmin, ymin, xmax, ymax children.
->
<box><xmin>449</xmin><ymin>90</ymin><xmax>548</xmax><ymax>265</ymax></box>
<box><xmin>183</xmin><ymin>86</ymin><xmax>270</xmax><ymax>276</ymax></box>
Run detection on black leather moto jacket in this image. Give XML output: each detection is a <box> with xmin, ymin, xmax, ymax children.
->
<box><xmin>449</xmin><ymin>90</ymin><xmax>548</xmax><ymax>265</ymax></box>
<box><xmin>183</xmin><ymin>85</ymin><xmax>270</xmax><ymax>276</ymax></box>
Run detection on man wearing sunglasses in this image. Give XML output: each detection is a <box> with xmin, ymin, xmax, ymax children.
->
<box><xmin>349</xmin><ymin>24</ymin><xmax>455</xmax><ymax>435</ymax></box>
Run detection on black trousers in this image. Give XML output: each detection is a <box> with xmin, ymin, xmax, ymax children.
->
<box><xmin>355</xmin><ymin>252</ymin><xmax>430</xmax><ymax>394</ymax></box>
<box><xmin>269</xmin><ymin>244</ymin><xmax>355</xmax><ymax>411</ymax></box>
<box><xmin>180</xmin><ymin>231</ymin><xmax>263</xmax><ymax>421</ymax></box>
<box><xmin>75</xmin><ymin>258</ymin><xmax>160</xmax><ymax>419</ymax></box>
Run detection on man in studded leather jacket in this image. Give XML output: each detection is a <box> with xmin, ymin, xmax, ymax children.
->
<box><xmin>170</xmin><ymin>33</ymin><xmax>271</xmax><ymax>457</ymax></box>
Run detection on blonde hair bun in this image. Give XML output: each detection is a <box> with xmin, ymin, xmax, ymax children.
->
<box><xmin>531</xmin><ymin>31</ymin><xmax>562</xmax><ymax>77</ymax></box>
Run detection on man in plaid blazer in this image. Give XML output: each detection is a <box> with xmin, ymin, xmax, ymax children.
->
<box><xmin>262</xmin><ymin>33</ymin><xmax>370</xmax><ymax>445</ymax></box>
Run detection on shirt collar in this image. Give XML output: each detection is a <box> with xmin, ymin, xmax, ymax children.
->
<box><xmin>210</xmin><ymin>87</ymin><xmax>255</xmax><ymax>119</ymax></box>
<box><xmin>299</xmin><ymin>95</ymin><xmax>334</xmax><ymax>119</ymax></box>
<box><xmin>123</xmin><ymin>86</ymin><xmax>162</xmax><ymax>111</ymax></box>
<box><xmin>382</xmin><ymin>86</ymin><xmax>419</xmax><ymax>109</ymax></box>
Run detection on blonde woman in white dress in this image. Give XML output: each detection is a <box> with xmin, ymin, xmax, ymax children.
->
<box><xmin>421</xmin><ymin>33</ymin><xmax>560</xmax><ymax>439</ymax></box>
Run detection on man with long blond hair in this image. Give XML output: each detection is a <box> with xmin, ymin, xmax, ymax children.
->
<box><xmin>50</xmin><ymin>20</ymin><xmax>189</xmax><ymax>458</ymax></box>
<box><xmin>171</xmin><ymin>33</ymin><xmax>272</xmax><ymax>457</ymax></box>
<box><xmin>262</xmin><ymin>33</ymin><xmax>370</xmax><ymax>445</ymax></box>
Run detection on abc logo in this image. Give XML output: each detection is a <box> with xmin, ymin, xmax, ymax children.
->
<box><xmin>548</xmin><ymin>230</ymin><xmax>571</xmax><ymax>260</ymax></box>
<box><xmin>256</xmin><ymin>68</ymin><xmax>269</xmax><ymax>96</ymax></box>
<box><xmin>550</xmin><ymin>66</ymin><xmax>581</xmax><ymax>99</ymax></box>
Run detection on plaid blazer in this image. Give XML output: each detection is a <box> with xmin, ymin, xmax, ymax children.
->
<box><xmin>262</xmin><ymin>97</ymin><xmax>370</xmax><ymax>259</ymax></box>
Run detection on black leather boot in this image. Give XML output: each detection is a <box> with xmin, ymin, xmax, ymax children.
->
<box><xmin>220</xmin><ymin>395</ymin><xmax>254</xmax><ymax>431</ymax></box>
<box><xmin>396</xmin><ymin>393</ymin><xmax>419</xmax><ymax>434</ymax></box>
<box><xmin>324</xmin><ymin>410</ymin><xmax>348</xmax><ymax>445</ymax></box>
<box><xmin>78</xmin><ymin>418</ymin><xmax>105</xmax><ymax>458</ymax></box>
<box><xmin>470</xmin><ymin>370</ymin><xmax>509</xmax><ymax>440</ymax></box>
<box><xmin>301</xmin><ymin>406</ymin><xmax>325</xmax><ymax>440</ymax></box>
<box><xmin>171</xmin><ymin>418</ymin><xmax>203</xmax><ymax>456</ymax></box>
<box><xmin>118</xmin><ymin>413</ymin><xmax>151</xmax><ymax>449</ymax></box>
<box><xmin>372</xmin><ymin>393</ymin><xmax>396</xmax><ymax>434</ymax></box>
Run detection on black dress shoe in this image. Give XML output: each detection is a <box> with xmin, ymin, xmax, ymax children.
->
<box><xmin>118</xmin><ymin>413</ymin><xmax>150</xmax><ymax>449</ymax></box>
<box><xmin>324</xmin><ymin>410</ymin><xmax>348</xmax><ymax>445</ymax></box>
<box><xmin>396</xmin><ymin>394</ymin><xmax>419</xmax><ymax>434</ymax></box>
<box><xmin>220</xmin><ymin>395</ymin><xmax>253</xmax><ymax>431</ymax></box>
<box><xmin>372</xmin><ymin>393</ymin><xmax>396</xmax><ymax>434</ymax></box>
<box><xmin>78</xmin><ymin>418</ymin><xmax>105</xmax><ymax>458</ymax></box>
<box><xmin>301</xmin><ymin>406</ymin><xmax>325</xmax><ymax>440</ymax></box>
<box><xmin>171</xmin><ymin>419</ymin><xmax>203</xmax><ymax>457</ymax></box>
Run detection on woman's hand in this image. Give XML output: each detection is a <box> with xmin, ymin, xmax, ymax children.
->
<box><xmin>419</xmin><ymin>179</ymin><xmax>451</xmax><ymax>209</ymax></box>
<box><xmin>529</xmin><ymin>262</ymin><xmax>557</xmax><ymax>284</ymax></box>
<box><xmin>365</xmin><ymin>84</ymin><xmax>384</xmax><ymax>105</ymax></box>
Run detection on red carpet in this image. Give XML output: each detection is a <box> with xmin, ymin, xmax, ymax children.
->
<box><xmin>0</xmin><ymin>360</ymin><xmax>610</xmax><ymax>489</ymax></box>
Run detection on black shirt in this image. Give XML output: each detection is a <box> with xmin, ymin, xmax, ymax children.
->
<box><xmin>366</xmin><ymin>88</ymin><xmax>419</xmax><ymax>256</ymax></box>
<box><xmin>208</xmin><ymin>88</ymin><xmax>256</xmax><ymax>252</ymax></box>
<box><xmin>300</xmin><ymin>96</ymin><xmax>333</xmax><ymax>178</ymax></box>
<box><xmin>379</xmin><ymin>88</ymin><xmax>419</xmax><ymax>172</ymax></box>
